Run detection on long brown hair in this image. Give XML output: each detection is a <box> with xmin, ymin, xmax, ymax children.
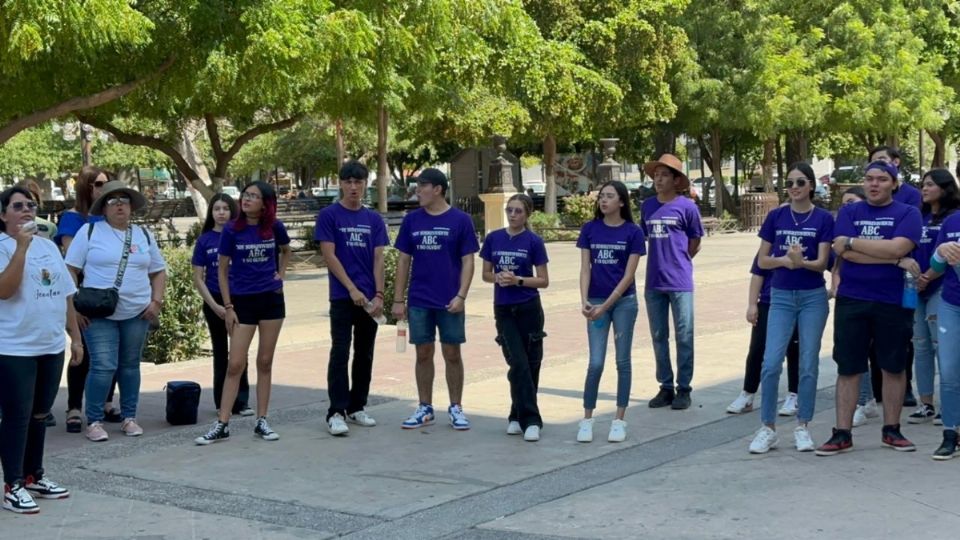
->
<box><xmin>74</xmin><ymin>166</ymin><xmax>110</xmax><ymax>216</ymax></box>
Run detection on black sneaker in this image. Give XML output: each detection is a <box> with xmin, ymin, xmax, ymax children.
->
<box><xmin>903</xmin><ymin>388</ymin><xmax>918</xmax><ymax>408</ymax></box>
<box><xmin>934</xmin><ymin>412</ymin><xmax>943</xmax><ymax>426</ymax></box>
<box><xmin>932</xmin><ymin>430</ymin><xmax>959</xmax><ymax>461</ymax></box>
<box><xmin>43</xmin><ymin>413</ymin><xmax>56</xmax><ymax>427</ymax></box>
<box><xmin>671</xmin><ymin>389</ymin><xmax>692</xmax><ymax>410</ymax></box>
<box><xmin>254</xmin><ymin>417</ymin><xmax>280</xmax><ymax>441</ymax></box>
<box><xmin>194</xmin><ymin>421</ymin><xmax>229</xmax><ymax>445</ymax></box>
<box><xmin>815</xmin><ymin>428</ymin><xmax>853</xmax><ymax>456</ymax></box>
<box><xmin>881</xmin><ymin>424</ymin><xmax>916</xmax><ymax>452</ymax></box>
<box><xmin>24</xmin><ymin>475</ymin><xmax>69</xmax><ymax>499</ymax></box>
<box><xmin>907</xmin><ymin>403</ymin><xmax>936</xmax><ymax>424</ymax></box>
<box><xmin>3</xmin><ymin>482</ymin><xmax>39</xmax><ymax>514</ymax></box>
<box><xmin>648</xmin><ymin>388</ymin><xmax>675</xmax><ymax>408</ymax></box>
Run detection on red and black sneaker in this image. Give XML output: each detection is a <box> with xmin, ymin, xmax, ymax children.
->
<box><xmin>881</xmin><ymin>424</ymin><xmax>916</xmax><ymax>452</ymax></box>
<box><xmin>815</xmin><ymin>428</ymin><xmax>853</xmax><ymax>456</ymax></box>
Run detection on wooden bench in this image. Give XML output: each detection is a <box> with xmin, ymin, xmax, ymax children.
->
<box><xmin>133</xmin><ymin>199</ymin><xmax>182</xmax><ymax>239</ymax></box>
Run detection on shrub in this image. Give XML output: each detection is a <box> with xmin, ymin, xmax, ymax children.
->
<box><xmin>185</xmin><ymin>220</ymin><xmax>203</xmax><ymax>247</ymax></box>
<box><xmin>382</xmin><ymin>245</ymin><xmax>403</xmax><ymax>325</ymax></box>
<box><xmin>560</xmin><ymin>193</ymin><xmax>597</xmax><ymax>227</ymax></box>
<box><xmin>144</xmin><ymin>247</ymin><xmax>206</xmax><ymax>364</ymax></box>
<box><xmin>529</xmin><ymin>211</ymin><xmax>578</xmax><ymax>242</ymax></box>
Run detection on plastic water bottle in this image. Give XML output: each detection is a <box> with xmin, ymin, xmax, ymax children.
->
<box><xmin>396</xmin><ymin>320</ymin><xmax>407</xmax><ymax>353</ymax></box>
<box><xmin>364</xmin><ymin>301</ymin><xmax>387</xmax><ymax>325</ymax></box>
<box><xmin>902</xmin><ymin>271</ymin><xmax>918</xmax><ymax>309</ymax></box>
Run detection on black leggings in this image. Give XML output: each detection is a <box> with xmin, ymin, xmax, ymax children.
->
<box><xmin>66</xmin><ymin>331</ymin><xmax>116</xmax><ymax>411</ymax></box>
<box><xmin>743</xmin><ymin>302</ymin><xmax>799</xmax><ymax>394</ymax></box>
<box><xmin>204</xmin><ymin>293</ymin><xmax>249</xmax><ymax>412</ymax></box>
<box><xmin>0</xmin><ymin>353</ymin><xmax>64</xmax><ymax>485</ymax></box>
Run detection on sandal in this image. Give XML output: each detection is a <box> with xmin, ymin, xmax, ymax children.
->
<box><xmin>65</xmin><ymin>409</ymin><xmax>82</xmax><ymax>433</ymax></box>
<box><xmin>104</xmin><ymin>407</ymin><xmax>123</xmax><ymax>423</ymax></box>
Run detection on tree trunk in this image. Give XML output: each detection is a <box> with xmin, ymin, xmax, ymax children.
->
<box><xmin>710</xmin><ymin>129</ymin><xmax>724</xmax><ymax>217</ymax></box>
<box><xmin>653</xmin><ymin>124</ymin><xmax>676</xmax><ymax>157</ymax></box>
<box><xmin>886</xmin><ymin>134</ymin><xmax>900</xmax><ymax>149</ymax></box>
<box><xmin>177</xmin><ymin>125</ymin><xmax>212</xmax><ymax>219</ymax></box>
<box><xmin>543</xmin><ymin>133</ymin><xmax>557</xmax><ymax>215</ymax></box>
<box><xmin>776</xmin><ymin>135</ymin><xmax>785</xmax><ymax>191</ymax></box>
<box><xmin>335</xmin><ymin>117</ymin><xmax>345</xmax><ymax>171</ymax></box>
<box><xmin>762</xmin><ymin>137</ymin><xmax>775</xmax><ymax>192</ymax></box>
<box><xmin>929</xmin><ymin>130</ymin><xmax>946</xmax><ymax>168</ymax></box>
<box><xmin>785</xmin><ymin>130</ymin><xmax>808</xmax><ymax>166</ymax></box>
<box><xmin>377</xmin><ymin>105</ymin><xmax>389</xmax><ymax>213</ymax></box>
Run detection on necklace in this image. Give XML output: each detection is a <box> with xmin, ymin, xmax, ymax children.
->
<box><xmin>790</xmin><ymin>206</ymin><xmax>814</xmax><ymax>227</ymax></box>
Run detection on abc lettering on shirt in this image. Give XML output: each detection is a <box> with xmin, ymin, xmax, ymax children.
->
<box><xmin>647</xmin><ymin>217</ymin><xmax>676</xmax><ymax>240</ymax></box>
<box><xmin>855</xmin><ymin>218</ymin><xmax>893</xmax><ymax>239</ymax></box>
<box><xmin>592</xmin><ymin>241</ymin><xmax>627</xmax><ymax>265</ymax></box>
<box><xmin>776</xmin><ymin>228</ymin><xmax>818</xmax><ymax>256</ymax></box>
<box><xmin>493</xmin><ymin>249</ymin><xmax>527</xmax><ymax>272</ymax></box>
<box><xmin>413</xmin><ymin>227</ymin><xmax>450</xmax><ymax>251</ymax></box>
<box><xmin>238</xmin><ymin>239</ymin><xmax>274</xmax><ymax>264</ymax></box>
<box><xmin>342</xmin><ymin>224</ymin><xmax>371</xmax><ymax>248</ymax></box>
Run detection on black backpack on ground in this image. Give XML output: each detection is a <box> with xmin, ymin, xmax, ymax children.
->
<box><xmin>165</xmin><ymin>381</ymin><xmax>201</xmax><ymax>425</ymax></box>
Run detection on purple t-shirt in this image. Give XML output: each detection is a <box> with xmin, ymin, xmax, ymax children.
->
<box><xmin>834</xmin><ymin>201</ymin><xmax>922</xmax><ymax>305</ymax></box>
<box><xmin>218</xmin><ymin>220</ymin><xmax>290</xmax><ymax>296</ymax></box>
<box><xmin>480</xmin><ymin>229</ymin><xmax>549</xmax><ymax>306</ymax></box>
<box><xmin>894</xmin><ymin>183</ymin><xmax>922</xmax><ymax>208</ymax></box>
<box><xmin>750</xmin><ymin>256</ymin><xmax>772</xmax><ymax>304</ymax></box>
<box><xmin>917</xmin><ymin>212</ymin><xmax>950</xmax><ymax>298</ymax></box>
<box><xmin>394</xmin><ymin>208</ymin><xmax>479</xmax><ymax>310</ymax></box>
<box><xmin>191</xmin><ymin>230</ymin><xmax>223</xmax><ymax>296</ymax></box>
<box><xmin>315</xmin><ymin>203</ymin><xmax>389</xmax><ymax>301</ymax></box>
<box><xmin>640</xmin><ymin>196</ymin><xmax>704</xmax><ymax>292</ymax></box>
<box><xmin>576</xmin><ymin>220</ymin><xmax>646</xmax><ymax>299</ymax></box>
<box><xmin>758</xmin><ymin>206</ymin><xmax>834</xmax><ymax>290</ymax></box>
<box><xmin>936</xmin><ymin>213</ymin><xmax>960</xmax><ymax>307</ymax></box>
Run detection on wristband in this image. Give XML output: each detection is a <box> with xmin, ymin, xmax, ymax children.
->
<box><xmin>393</xmin><ymin>300</ymin><xmax>404</xmax><ymax>305</ymax></box>
<box><xmin>224</xmin><ymin>304</ymin><xmax>234</xmax><ymax>310</ymax></box>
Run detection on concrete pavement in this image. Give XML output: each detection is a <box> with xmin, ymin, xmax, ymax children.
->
<box><xmin>4</xmin><ymin>231</ymin><xmax>958</xmax><ymax>539</ymax></box>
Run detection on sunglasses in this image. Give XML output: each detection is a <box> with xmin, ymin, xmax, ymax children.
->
<box><xmin>504</xmin><ymin>207</ymin><xmax>525</xmax><ymax>215</ymax></box>
<box><xmin>105</xmin><ymin>197</ymin><xmax>131</xmax><ymax>207</ymax></box>
<box><xmin>784</xmin><ymin>179</ymin><xmax>808</xmax><ymax>189</ymax></box>
<box><xmin>9</xmin><ymin>201</ymin><xmax>38</xmax><ymax>212</ymax></box>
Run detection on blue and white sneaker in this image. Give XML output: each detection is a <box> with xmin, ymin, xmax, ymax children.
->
<box><xmin>401</xmin><ymin>404</ymin><xmax>435</xmax><ymax>429</ymax></box>
<box><xmin>448</xmin><ymin>404</ymin><xmax>470</xmax><ymax>430</ymax></box>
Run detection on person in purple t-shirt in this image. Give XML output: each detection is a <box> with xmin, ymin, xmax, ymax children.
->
<box><xmin>747</xmin><ymin>163</ymin><xmax>833</xmax><ymax>454</ymax></box>
<box><xmin>575</xmin><ymin>181</ymin><xmax>645</xmax><ymax>444</ymax></box>
<box><xmin>816</xmin><ymin>161</ymin><xmax>922</xmax><ymax>456</ymax></box>
<box><xmin>316</xmin><ymin>161</ymin><xmax>389</xmax><ymax>436</ymax></box>
<box><xmin>928</xmin><ymin>205</ymin><xmax>960</xmax><ymax>459</ymax></box>
<box><xmin>640</xmin><ymin>154</ymin><xmax>704</xmax><ymax>411</ymax></box>
<box><xmin>480</xmin><ymin>194</ymin><xmax>550</xmax><ymax>442</ymax></box>
<box><xmin>195</xmin><ymin>181</ymin><xmax>291</xmax><ymax>446</ymax></box>
<box><xmin>392</xmin><ymin>169</ymin><xmax>479</xmax><ymax>431</ymax></box>
<box><xmin>191</xmin><ymin>193</ymin><xmax>252</xmax><ymax>419</ymax></box>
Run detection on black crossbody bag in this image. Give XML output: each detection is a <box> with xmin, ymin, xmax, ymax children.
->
<box><xmin>73</xmin><ymin>225</ymin><xmax>131</xmax><ymax>318</ymax></box>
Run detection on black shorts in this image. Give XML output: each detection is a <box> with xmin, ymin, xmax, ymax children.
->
<box><xmin>833</xmin><ymin>297</ymin><xmax>912</xmax><ymax>376</ymax></box>
<box><xmin>232</xmin><ymin>290</ymin><xmax>285</xmax><ymax>325</ymax></box>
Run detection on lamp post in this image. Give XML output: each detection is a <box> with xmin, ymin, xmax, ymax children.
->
<box><xmin>486</xmin><ymin>135</ymin><xmax>517</xmax><ymax>193</ymax></box>
<box><xmin>595</xmin><ymin>138</ymin><xmax>622</xmax><ymax>184</ymax></box>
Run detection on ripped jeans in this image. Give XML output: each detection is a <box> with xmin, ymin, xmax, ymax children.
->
<box><xmin>914</xmin><ymin>290</ymin><xmax>941</xmax><ymax>399</ymax></box>
<box><xmin>494</xmin><ymin>297</ymin><xmax>546</xmax><ymax>429</ymax></box>
<box><xmin>583</xmin><ymin>295</ymin><xmax>639</xmax><ymax>410</ymax></box>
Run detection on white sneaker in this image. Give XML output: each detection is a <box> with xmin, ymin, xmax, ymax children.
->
<box><xmin>523</xmin><ymin>425</ymin><xmax>540</xmax><ymax>442</ymax></box>
<box><xmin>852</xmin><ymin>405</ymin><xmax>868</xmax><ymax>428</ymax></box>
<box><xmin>778</xmin><ymin>393</ymin><xmax>799</xmax><ymax>416</ymax></box>
<box><xmin>726</xmin><ymin>391</ymin><xmax>755</xmax><ymax>414</ymax></box>
<box><xmin>327</xmin><ymin>413</ymin><xmax>349</xmax><ymax>436</ymax></box>
<box><xmin>749</xmin><ymin>426</ymin><xmax>779</xmax><ymax>454</ymax></box>
<box><xmin>794</xmin><ymin>425</ymin><xmax>815</xmax><ymax>452</ymax></box>
<box><xmin>863</xmin><ymin>398</ymin><xmax>880</xmax><ymax>418</ymax></box>
<box><xmin>347</xmin><ymin>411</ymin><xmax>377</xmax><ymax>427</ymax></box>
<box><xmin>608</xmin><ymin>419</ymin><xmax>627</xmax><ymax>443</ymax></box>
<box><xmin>506</xmin><ymin>420</ymin><xmax>522</xmax><ymax>435</ymax></box>
<box><xmin>576</xmin><ymin>418</ymin><xmax>594</xmax><ymax>443</ymax></box>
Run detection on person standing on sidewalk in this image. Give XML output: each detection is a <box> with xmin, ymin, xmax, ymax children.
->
<box><xmin>0</xmin><ymin>186</ymin><xmax>82</xmax><ymax>513</ymax></box>
<box><xmin>191</xmin><ymin>193</ymin><xmax>254</xmax><ymax>418</ymax></box>
<box><xmin>747</xmin><ymin>163</ymin><xmax>833</xmax><ymax>454</ymax></box>
<box><xmin>928</xmin><ymin>206</ymin><xmax>960</xmax><ymax>459</ymax></box>
<box><xmin>576</xmin><ymin>181</ymin><xmax>645</xmax><ymax>444</ymax></box>
<box><xmin>195</xmin><ymin>181</ymin><xmax>291</xmax><ymax>445</ymax></box>
<box><xmin>640</xmin><ymin>154</ymin><xmax>704</xmax><ymax>410</ymax></box>
<box><xmin>392</xmin><ymin>169</ymin><xmax>479</xmax><ymax>430</ymax></box>
<box><xmin>480</xmin><ymin>194</ymin><xmax>549</xmax><ymax>442</ymax></box>
<box><xmin>816</xmin><ymin>161</ymin><xmax>922</xmax><ymax>456</ymax></box>
<box><xmin>316</xmin><ymin>161</ymin><xmax>388</xmax><ymax>436</ymax></box>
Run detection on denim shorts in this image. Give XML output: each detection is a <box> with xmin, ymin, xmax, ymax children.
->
<box><xmin>233</xmin><ymin>290</ymin><xmax>286</xmax><ymax>325</ymax></box>
<box><xmin>408</xmin><ymin>306</ymin><xmax>466</xmax><ymax>345</ymax></box>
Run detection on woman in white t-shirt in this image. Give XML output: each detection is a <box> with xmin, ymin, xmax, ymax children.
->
<box><xmin>0</xmin><ymin>186</ymin><xmax>83</xmax><ymax>514</ymax></box>
<box><xmin>64</xmin><ymin>182</ymin><xmax>166</xmax><ymax>443</ymax></box>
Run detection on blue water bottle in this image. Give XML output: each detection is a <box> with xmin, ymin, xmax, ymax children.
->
<box><xmin>902</xmin><ymin>270</ymin><xmax>918</xmax><ymax>309</ymax></box>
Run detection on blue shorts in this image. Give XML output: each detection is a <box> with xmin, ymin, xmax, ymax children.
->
<box><xmin>407</xmin><ymin>306</ymin><xmax>466</xmax><ymax>345</ymax></box>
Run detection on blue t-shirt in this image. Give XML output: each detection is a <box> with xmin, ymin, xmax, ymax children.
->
<box><xmin>834</xmin><ymin>200</ymin><xmax>922</xmax><ymax>305</ymax></box>
<box><xmin>54</xmin><ymin>210</ymin><xmax>103</xmax><ymax>246</ymax></box>
<box><xmin>576</xmin><ymin>219</ymin><xmax>646</xmax><ymax>299</ymax></box>
<box><xmin>916</xmin><ymin>212</ymin><xmax>951</xmax><ymax>299</ymax></box>
<box><xmin>315</xmin><ymin>203</ymin><xmax>389</xmax><ymax>301</ymax></box>
<box><xmin>218</xmin><ymin>220</ymin><xmax>290</xmax><ymax>296</ymax></box>
<box><xmin>191</xmin><ymin>230</ymin><xmax>223</xmax><ymax>296</ymax></box>
<box><xmin>750</xmin><ymin>255</ymin><xmax>772</xmax><ymax>304</ymax></box>
<box><xmin>394</xmin><ymin>208</ymin><xmax>479</xmax><ymax>310</ymax></box>
<box><xmin>758</xmin><ymin>206</ymin><xmax>834</xmax><ymax>290</ymax></box>
<box><xmin>479</xmin><ymin>228</ymin><xmax>549</xmax><ymax>306</ymax></box>
<box><xmin>894</xmin><ymin>183</ymin><xmax>922</xmax><ymax>208</ymax></box>
<box><xmin>640</xmin><ymin>196</ymin><xmax>704</xmax><ymax>292</ymax></box>
<box><xmin>936</xmin><ymin>213</ymin><xmax>960</xmax><ymax>307</ymax></box>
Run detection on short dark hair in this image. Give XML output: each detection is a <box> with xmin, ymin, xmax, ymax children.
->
<box><xmin>0</xmin><ymin>186</ymin><xmax>34</xmax><ymax>232</ymax></box>
<box><xmin>869</xmin><ymin>145</ymin><xmax>900</xmax><ymax>163</ymax></box>
<box><xmin>339</xmin><ymin>160</ymin><xmax>368</xmax><ymax>181</ymax></box>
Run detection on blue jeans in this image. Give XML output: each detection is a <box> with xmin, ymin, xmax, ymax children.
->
<box><xmin>914</xmin><ymin>291</ymin><xmax>941</xmax><ymax>398</ymax></box>
<box><xmin>583</xmin><ymin>295</ymin><xmax>638</xmax><ymax>410</ymax></box>
<box><xmin>937</xmin><ymin>299</ymin><xmax>960</xmax><ymax>429</ymax></box>
<box><xmin>644</xmin><ymin>290</ymin><xmax>694</xmax><ymax>391</ymax></box>
<box><xmin>759</xmin><ymin>288</ymin><xmax>829</xmax><ymax>425</ymax></box>
<box><xmin>84</xmin><ymin>316</ymin><xmax>150</xmax><ymax>423</ymax></box>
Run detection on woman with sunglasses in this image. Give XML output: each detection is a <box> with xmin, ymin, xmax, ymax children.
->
<box><xmin>195</xmin><ymin>181</ymin><xmax>291</xmax><ymax>445</ymax></box>
<box><xmin>55</xmin><ymin>167</ymin><xmax>119</xmax><ymax>433</ymax></box>
<box><xmin>480</xmin><ymin>194</ymin><xmax>549</xmax><ymax>442</ymax></box>
<box><xmin>748</xmin><ymin>163</ymin><xmax>834</xmax><ymax>454</ymax></box>
<box><xmin>191</xmin><ymin>193</ymin><xmax>253</xmax><ymax>418</ymax></box>
<box><xmin>576</xmin><ymin>181</ymin><xmax>645</xmax><ymax>444</ymax></box>
<box><xmin>64</xmin><ymin>182</ymin><xmax>167</xmax><ymax>442</ymax></box>
<box><xmin>0</xmin><ymin>187</ymin><xmax>83</xmax><ymax>513</ymax></box>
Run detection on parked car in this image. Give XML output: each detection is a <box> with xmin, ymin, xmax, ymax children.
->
<box><xmin>222</xmin><ymin>186</ymin><xmax>240</xmax><ymax>199</ymax></box>
<box><xmin>50</xmin><ymin>187</ymin><xmax>65</xmax><ymax>201</ymax></box>
<box><xmin>830</xmin><ymin>166</ymin><xmax>861</xmax><ymax>184</ymax></box>
<box><xmin>525</xmin><ymin>183</ymin><xmax>572</xmax><ymax>197</ymax></box>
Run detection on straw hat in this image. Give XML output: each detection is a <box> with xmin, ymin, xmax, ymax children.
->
<box><xmin>643</xmin><ymin>154</ymin><xmax>690</xmax><ymax>192</ymax></box>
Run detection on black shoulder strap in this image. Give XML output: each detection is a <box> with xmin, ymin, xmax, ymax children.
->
<box><xmin>139</xmin><ymin>225</ymin><xmax>152</xmax><ymax>246</ymax></box>
<box><xmin>87</xmin><ymin>222</ymin><xmax>95</xmax><ymax>241</ymax></box>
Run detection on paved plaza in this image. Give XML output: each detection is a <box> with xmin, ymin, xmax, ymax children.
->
<box><xmin>5</xmin><ymin>232</ymin><xmax>959</xmax><ymax>539</ymax></box>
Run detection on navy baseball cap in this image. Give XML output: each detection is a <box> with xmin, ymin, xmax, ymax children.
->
<box><xmin>415</xmin><ymin>168</ymin><xmax>448</xmax><ymax>190</ymax></box>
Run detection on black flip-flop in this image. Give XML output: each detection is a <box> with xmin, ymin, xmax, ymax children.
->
<box><xmin>65</xmin><ymin>411</ymin><xmax>82</xmax><ymax>433</ymax></box>
<box><xmin>104</xmin><ymin>408</ymin><xmax>123</xmax><ymax>423</ymax></box>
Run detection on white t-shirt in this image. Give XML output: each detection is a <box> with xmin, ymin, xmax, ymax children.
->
<box><xmin>0</xmin><ymin>234</ymin><xmax>77</xmax><ymax>355</ymax></box>
<box><xmin>64</xmin><ymin>222</ymin><xmax>166</xmax><ymax>321</ymax></box>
